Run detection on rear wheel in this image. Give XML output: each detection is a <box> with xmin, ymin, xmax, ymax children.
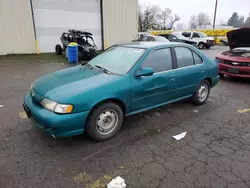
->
<box><xmin>198</xmin><ymin>42</ymin><xmax>205</xmax><ymax>49</ymax></box>
<box><xmin>55</xmin><ymin>45</ymin><xmax>62</xmax><ymax>55</ymax></box>
<box><xmin>192</xmin><ymin>80</ymin><xmax>210</xmax><ymax>105</ymax></box>
<box><xmin>85</xmin><ymin>102</ymin><xmax>124</xmax><ymax>141</ymax></box>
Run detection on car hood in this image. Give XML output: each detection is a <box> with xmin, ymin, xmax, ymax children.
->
<box><xmin>32</xmin><ymin>65</ymin><xmax>119</xmax><ymax>101</ymax></box>
<box><xmin>227</xmin><ymin>28</ymin><xmax>250</xmax><ymax>49</ymax></box>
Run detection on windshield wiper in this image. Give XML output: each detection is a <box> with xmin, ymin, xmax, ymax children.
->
<box><xmin>82</xmin><ymin>63</ymin><xmax>94</xmax><ymax>70</ymax></box>
<box><xmin>95</xmin><ymin>65</ymin><xmax>111</xmax><ymax>74</ymax></box>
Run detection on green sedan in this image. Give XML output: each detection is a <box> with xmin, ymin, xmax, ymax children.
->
<box><xmin>23</xmin><ymin>42</ymin><xmax>219</xmax><ymax>141</ymax></box>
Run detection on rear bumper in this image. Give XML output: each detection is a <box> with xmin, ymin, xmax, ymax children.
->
<box><xmin>219</xmin><ymin>63</ymin><xmax>250</xmax><ymax>78</ymax></box>
<box><xmin>24</xmin><ymin>92</ymin><xmax>89</xmax><ymax>137</ymax></box>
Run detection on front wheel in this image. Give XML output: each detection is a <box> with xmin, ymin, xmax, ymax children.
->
<box><xmin>192</xmin><ymin>80</ymin><xmax>210</xmax><ymax>105</ymax></box>
<box><xmin>85</xmin><ymin>102</ymin><xmax>124</xmax><ymax>141</ymax></box>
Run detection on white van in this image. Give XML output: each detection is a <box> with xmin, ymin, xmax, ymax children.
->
<box><xmin>178</xmin><ymin>31</ymin><xmax>215</xmax><ymax>49</ymax></box>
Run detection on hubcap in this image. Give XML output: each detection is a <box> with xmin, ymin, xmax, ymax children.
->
<box><xmin>96</xmin><ymin>109</ymin><xmax>118</xmax><ymax>135</ymax></box>
<box><xmin>198</xmin><ymin>84</ymin><xmax>208</xmax><ymax>102</ymax></box>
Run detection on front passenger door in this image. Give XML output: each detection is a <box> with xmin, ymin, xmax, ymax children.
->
<box><xmin>130</xmin><ymin>48</ymin><xmax>176</xmax><ymax>112</ymax></box>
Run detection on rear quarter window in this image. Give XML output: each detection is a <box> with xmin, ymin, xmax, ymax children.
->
<box><xmin>192</xmin><ymin>52</ymin><xmax>203</xmax><ymax>64</ymax></box>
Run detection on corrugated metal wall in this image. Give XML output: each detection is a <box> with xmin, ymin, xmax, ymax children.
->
<box><xmin>0</xmin><ymin>0</ymin><xmax>36</xmax><ymax>55</ymax></box>
<box><xmin>102</xmin><ymin>0</ymin><xmax>138</xmax><ymax>48</ymax></box>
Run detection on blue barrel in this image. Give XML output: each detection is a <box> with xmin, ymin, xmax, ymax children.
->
<box><xmin>67</xmin><ymin>42</ymin><xmax>78</xmax><ymax>63</ymax></box>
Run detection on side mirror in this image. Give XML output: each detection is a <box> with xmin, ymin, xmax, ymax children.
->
<box><xmin>136</xmin><ymin>67</ymin><xmax>154</xmax><ymax>77</ymax></box>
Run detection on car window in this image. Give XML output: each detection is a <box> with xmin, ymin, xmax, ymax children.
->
<box><xmin>192</xmin><ymin>32</ymin><xmax>200</xmax><ymax>38</ymax></box>
<box><xmin>182</xmin><ymin>32</ymin><xmax>191</xmax><ymax>37</ymax></box>
<box><xmin>141</xmin><ymin>37</ymin><xmax>148</xmax><ymax>41</ymax></box>
<box><xmin>153</xmin><ymin>36</ymin><xmax>169</xmax><ymax>42</ymax></box>
<box><xmin>192</xmin><ymin>51</ymin><xmax>203</xmax><ymax>64</ymax></box>
<box><xmin>147</xmin><ymin>37</ymin><xmax>154</xmax><ymax>41</ymax></box>
<box><xmin>175</xmin><ymin>47</ymin><xmax>194</xmax><ymax>68</ymax></box>
<box><xmin>142</xmin><ymin>48</ymin><xmax>172</xmax><ymax>73</ymax></box>
<box><xmin>88</xmin><ymin>46</ymin><xmax>145</xmax><ymax>75</ymax></box>
<box><xmin>168</xmin><ymin>34</ymin><xmax>175</xmax><ymax>40</ymax></box>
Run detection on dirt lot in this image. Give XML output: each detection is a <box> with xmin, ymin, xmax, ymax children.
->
<box><xmin>1</xmin><ymin>46</ymin><xmax>250</xmax><ymax>188</ymax></box>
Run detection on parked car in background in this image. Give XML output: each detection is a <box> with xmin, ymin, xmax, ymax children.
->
<box><xmin>216</xmin><ymin>28</ymin><xmax>250</xmax><ymax>78</ymax></box>
<box><xmin>23</xmin><ymin>42</ymin><xmax>219</xmax><ymax>141</ymax></box>
<box><xmin>55</xmin><ymin>30</ymin><xmax>97</xmax><ymax>59</ymax></box>
<box><xmin>158</xmin><ymin>32</ymin><xmax>197</xmax><ymax>47</ymax></box>
<box><xmin>179</xmin><ymin>31</ymin><xmax>215</xmax><ymax>49</ymax></box>
<box><xmin>132</xmin><ymin>35</ymin><xmax>169</xmax><ymax>42</ymax></box>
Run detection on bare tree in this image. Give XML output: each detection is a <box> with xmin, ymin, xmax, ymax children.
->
<box><xmin>197</xmin><ymin>12</ymin><xmax>210</xmax><ymax>26</ymax></box>
<box><xmin>159</xmin><ymin>8</ymin><xmax>172</xmax><ymax>30</ymax></box>
<box><xmin>138</xmin><ymin>5</ymin><xmax>161</xmax><ymax>32</ymax></box>
<box><xmin>168</xmin><ymin>14</ymin><xmax>180</xmax><ymax>29</ymax></box>
<box><xmin>189</xmin><ymin>15</ymin><xmax>197</xmax><ymax>29</ymax></box>
<box><xmin>189</xmin><ymin>13</ymin><xmax>210</xmax><ymax>29</ymax></box>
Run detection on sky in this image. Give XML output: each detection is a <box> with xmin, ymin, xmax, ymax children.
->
<box><xmin>139</xmin><ymin>0</ymin><xmax>250</xmax><ymax>28</ymax></box>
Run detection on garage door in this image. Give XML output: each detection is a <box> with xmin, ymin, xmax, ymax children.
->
<box><xmin>32</xmin><ymin>0</ymin><xmax>103</xmax><ymax>52</ymax></box>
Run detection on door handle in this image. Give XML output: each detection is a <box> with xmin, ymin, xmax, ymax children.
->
<box><xmin>200</xmin><ymin>69</ymin><xmax>205</xmax><ymax>73</ymax></box>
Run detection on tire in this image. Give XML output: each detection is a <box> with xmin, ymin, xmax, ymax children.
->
<box><xmin>85</xmin><ymin>102</ymin><xmax>124</xmax><ymax>141</ymax></box>
<box><xmin>192</xmin><ymin>80</ymin><xmax>210</xmax><ymax>105</ymax></box>
<box><xmin>55</xmin><ymin>45</ymin><xmax>62</xmax><ymax>55</ymax></box>
<box><xmin>219</xmin><ymin>73</ymin><xmax>224</xmax><ymax>78</ymax></box>
<box><xmin>198</xmin><ymin>42</ymin><xmax>205</xmax><ymax>49</ymax></box>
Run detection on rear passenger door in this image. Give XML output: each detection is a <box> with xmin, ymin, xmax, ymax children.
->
<box><xmin>174</xmin><ymin>47</ymin><xmax>205</xmax><ymax>98</ymax></box>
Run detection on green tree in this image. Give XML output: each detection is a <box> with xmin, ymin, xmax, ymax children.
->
<box><xmin>245</xmin><ymin>13</ymin><xmax>250</xmax><ymax>27</ymax></box>
<box><xmin>227</xmin><ymin>12</ymin><xmax>245</xmax><ymax>27</ymax></box>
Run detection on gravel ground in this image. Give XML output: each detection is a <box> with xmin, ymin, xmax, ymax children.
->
<box><xmin>1</xmin><ymin>46</ymin><xmax>250</xmax><ymax>188</ymax></box>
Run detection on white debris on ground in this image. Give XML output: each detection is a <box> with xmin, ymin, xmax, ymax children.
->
<box><xmin>107</xmin><ymin>176</ymin><xmax>126</xmax><ymax>188</ymax></box>
<box><xmin>193</xmin><ymin>109</ymin><xmax>199</xmax><ymax>113</ymax></box>
<box><xmin>0</xmin><ymin>105</ymin><xmax>3</xmax><ymax>108</ymax></box>
<box><xmin>172</xmin><ymin>132</ymin><xmax>187</xmax><ymax>141</ymax></box>
<box><xmin>14</xmin><ymin>76</ymin><xmax>22</xmax><ymax>79</ymax></box>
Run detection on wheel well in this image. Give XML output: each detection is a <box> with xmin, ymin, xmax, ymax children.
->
<box><xmin>204</xmin><ymin>77</ymin><xmax>212</xmax><ymax>86</ymax></box>
<box><xmin>90</xmin><ymin>99</ymin><xmax>126</xmax><ymax>115</ymax></box>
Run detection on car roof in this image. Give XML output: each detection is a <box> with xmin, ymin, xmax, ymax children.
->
<box><xmin>118</xmin><ymin>42</ymin><xmax>191</xmax><ymax>49</ymax></box>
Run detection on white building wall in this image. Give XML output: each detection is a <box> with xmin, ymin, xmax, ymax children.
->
<box><xmin>102</xmin><ymin>0</ymin><xmax>138</xmax><ymax>48</ymax></box>
<box><xmin>0</xmin><ymin>0</ymin><xmax>36</xmax><ymax>55</ymax></box>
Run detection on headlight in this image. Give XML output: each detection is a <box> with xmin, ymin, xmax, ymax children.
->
<box><xmin>41</xmin><ymin>98</ymin><xmax>73</xmax><ymax>114</ymax></box>
<box><xmin>41</xmin><ymin>98</ymin><xmax>57</xmax><ymax>111</ymax></box>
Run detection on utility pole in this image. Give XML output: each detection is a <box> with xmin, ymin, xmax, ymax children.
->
<box><xmin>213</xmin><ymin>0</ymin><xmax>218</xmax><ymax>28</ymax></box>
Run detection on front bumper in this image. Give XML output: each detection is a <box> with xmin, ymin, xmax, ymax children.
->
<box><xmin>219</xmin><ymin>63</ymin><xmax>250</xmax><ymax>78</ymax></box>
<box><xmin>24</xmin><ymin>93</ymin><xmax>89</xmax><ymax>137</ymax></box>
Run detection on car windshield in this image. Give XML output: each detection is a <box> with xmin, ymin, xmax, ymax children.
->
<box><xmin>198</xmin><ymin>32</ymin><xmax>208</xmax><ymax>38</ymax></box>
<box><xmin>88</xmin><ymin>46</ymin><xmax>145</xmax><ymax>75</ymax></box>
<box><xmin>154</xmin><ymin>36</ymin><xmax>169</xmax><ymax>42</ymax></box>
<box><xmin>172</xmin><ymin>33</ymin><xmax>186</xmax><ymax>40</ymax></box>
